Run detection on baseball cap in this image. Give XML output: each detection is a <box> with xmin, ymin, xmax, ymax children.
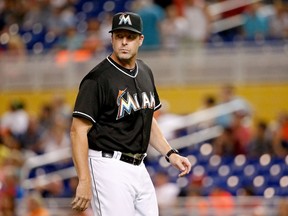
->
<box><xmin>109</xmin><ymin>12</ymin><xmax>143</xmax><ymax>34</ymax></box>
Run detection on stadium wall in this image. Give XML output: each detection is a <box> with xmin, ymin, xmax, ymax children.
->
<box><xmin>1</xmin><ymin>82</ymin><xmax>287</xmax><ymax>122</ymax></box>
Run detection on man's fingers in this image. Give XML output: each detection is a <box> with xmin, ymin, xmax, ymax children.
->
<box><xmin>71</xmin><ymin>196</ymin><xmax>90</xmax><ymax>211</ymax></box>
<box><xmin>177</xmin><ymin>158</ymin><xmax>191</xmax><ymax>177</ymax></box>
<box><xmin>178</xmin><ymin>165</ymin><xmax>189</xmax><ymax>177</ymax></box>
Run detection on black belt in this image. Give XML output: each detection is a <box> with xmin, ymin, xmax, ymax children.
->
<box><xmin>101</xmin><ymin>151</ymin><xmax>145</xmax><ymax>166</ymax></box>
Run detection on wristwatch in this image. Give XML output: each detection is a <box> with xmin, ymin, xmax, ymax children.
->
<box><xmin>165</xmin><ymin>148</ymin><xmax>179</xmax><ymax>163</ymax></box>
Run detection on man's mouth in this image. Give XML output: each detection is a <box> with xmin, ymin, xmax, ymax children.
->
<box><xmin>120</xmin><ymin>49</ymin><xmax>129</xmax><ymax>53</ymax></box>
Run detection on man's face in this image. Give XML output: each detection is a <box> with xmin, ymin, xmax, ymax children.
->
<box><xmin>111</xmin><ymin>30</ymin><xmax>144</xmax><ymax>63</ymax></box>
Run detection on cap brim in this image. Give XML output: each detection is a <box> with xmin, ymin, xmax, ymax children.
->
<box><xmin>109</xmin><ymin>27</ymin><xmax>142</xmax><ymax>34</ymax></box>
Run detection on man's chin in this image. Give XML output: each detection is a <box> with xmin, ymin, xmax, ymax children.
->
<box><xmin>118</xmin><ymin>54</ymin><xmax>133</xmax><ymax>62</ymax></box>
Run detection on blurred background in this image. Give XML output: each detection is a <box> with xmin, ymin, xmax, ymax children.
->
<box><xmin>0</xmin><ymin>0</ymin><xmax>288</xmax><ymax>215</ymax></box>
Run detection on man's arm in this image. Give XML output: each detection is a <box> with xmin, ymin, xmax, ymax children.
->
<box><xmin>149</xmin><ymin>117</ymin><xmax>191</xmax><ymax>177</ymax></box>
<box><xmin>70</xmin><ymin>117</ymin><xmax>93</xmax><ymax>212</ymax></box>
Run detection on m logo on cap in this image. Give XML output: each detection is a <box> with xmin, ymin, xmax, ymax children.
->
<box><xmin>109</xmin><ymin>12</ymin><xmax>142</xmax><ymax>34</ymax></box>
<box><xmin>119</xmin><ymin>14</ymin><xmax>132</xmax><ymax>26</ymax></box>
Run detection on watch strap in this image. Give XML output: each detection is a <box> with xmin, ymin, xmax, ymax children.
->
<box><xmin>165</xmin><ymin>148</ymin><xmax>179</xmax><ymax>163</ymax></box>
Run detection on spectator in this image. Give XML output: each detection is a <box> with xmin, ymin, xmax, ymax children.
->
<box><xmin>213</xmin><ymin>127</ymin><xmax>240</xmax><ymax>156</ymax></box>
<box><xmin>160</xmin><ymin>4</ymin><xmax>188</xmax><ymax>51</ymax></box>
<box><xmin>269</xmin><ymin>4</ymin><xmax>288</xmax><ymax>40</ymax></box>
<box><xmin>153</xmin><ymin>171</ymin><xmax>180</xmax><ymax>215</ymax></box>
<box><xmin>0</xmin><ymin>195</ymin><xmax>15</xmax><ymax>216</ymax></box>
<box><xmin>194</xmin><ymin>94</ymin><xmax>217</xmax><ymax>131</ymax></box>
<box><xmin>24</xmin><ymin>191</ymin><xmax>50</xmax><ymax>216</ymax></box>
<box><xmin>133</xmin><ymin>0</ymin><xmax>165</xmax><ymax>50</ymax></box>
<box><xmin>247</xmin><ymin>120</ymin><xmax>273</xmax><ymax>157</ymax></box>
<box><xmin>237</xmin><ymin>187</ymin><xmax>264</xmax><ymax>216</ymax></box>
<box><xmin>22</xmin><ymin>0</ymin><xmax>51</xmax><ymax>30</ymax></box>
<box><xmin>55</xmin><ymin>26</ymin><xmax>85</xmax><ymax>50</ymax></box>
<box><xmin>37</xmin><ymin>174</ymin><xmax>67</xmax><ymax>198</ymax></box>
<box><xmin>46</xmin><ymin>4</ymin><xmax>76</xmax><ymax>38</ymax></box>
<box><xmin>81</xmin><ymin>18</ymin><xmax>105</xmax><ymax>55</ymax></box>
<box><xmin>0</xmin><ymin>24</ymin><xmax>27</xmax><ymax>57</ymax></box>
<box><xmin>154</xmin><ymin>0</ymin><xmax>173</xmax><ymax>9</ymax></box>
<box><xmin>0</xmin><ymin>134</ymin><xmax>10</xmax><ymax>166</ymax></box>
<box><xmin>200</xmin><ymin>94</ymin><xmax>217</xmax><ymax>110</ymax></box>
<box><xmin>0</xmin><ymin>148</ymin><xmax>25</xmax><ymax>215</ymax></box>
<box><xmin>230</xmin><ymin>111</ymin><xmax>252</xmax><ymax>155</ymax></box>
<box><xmin>38</xmin><ymin>113</ymin><xmax>70</xmax><ymax>154</ymax></box>
<box><xmin>98</xmin><ymin>12</ymin><xmax>114</xmax><ymax>52</ymax></box>
<box><xmin>62</xmin><ymin>176</ymin><xmax>78</xmax><ymax>198</ymax></box>
<box><xmin>20</xmin><ymin>115</ymin><xmax>44</xmax><ymax>155</ymax></box>
<box><xmin>215</xmin><ymin>0</ymin><xmax>247</xmax><ymax>42</ymax></box>
<box><xmin>1</xmin><ymin>100</ymin><xmax>29</xmax><ymax>142</ymax></box>
<box><xmin>182</xmin><ymin>0</ymin><xmax>212</xmax><ymax>45</ymax></box>
<box><xmin>38</xmin><ymin>104</ymin><xmax>54</xmax><ymax>132</ymax></box>
<box><xmin>209</xmin><ymin>187</ymin><xmax>234</xmax><ymax>216</ymax></box>
<box><xmin>241</xmin><ymin>2</ymin><xmax>270</xmax><ymax>42</ymax></box>
<box><xmin>214</xmin><ymin>110</ymin><xmax>252</xmax><ymax>156</ymax></box>
<box><xmin>153</xmin><ymin>100</ymin><xmax>181</xmax><ymax>141</ymax></box>
<box><xmin>51</xmin><ymin>94</ymin><xmax>72</xmax><ymax>121</ymax></box>
<box><xmin>184</xmin><ymin>187</ymin><xmax>209</xmax><ymax>216</ymax></box>
<box><xmin>216</xmin><ymin>84</ymin><xmax>252</xmax><ymax>129</ymax></box>
<box><xmin>278</xmin><ymin>198</ymin><xmax>288</xmax><ymax>216</ymax></box>
<box><xmin>271</xmin><ymin>110</ymin><xmax>288</xmax><ymax>157</ymax></box>
<box><xmin>0</xmin><ymin>0</ymin><xmax>27</xmax><ymax>27</ymax></box>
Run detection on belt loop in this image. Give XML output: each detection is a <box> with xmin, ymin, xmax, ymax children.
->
<box><xmin>113</xmin><ymin>151</ymin><xmax>122</xmax><ymax>160</ymax></box>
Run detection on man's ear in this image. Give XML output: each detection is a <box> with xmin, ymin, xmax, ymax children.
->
<box><xmin>139</xmin><ymin>35</ymin><xmax>144</xmax><ymax>47</ymax></box>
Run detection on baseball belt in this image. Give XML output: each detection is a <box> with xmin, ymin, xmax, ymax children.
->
<box><xmin>102</xmin><ymin>151</ymin><xmax>146</xmax><ymax>166</ymax></box>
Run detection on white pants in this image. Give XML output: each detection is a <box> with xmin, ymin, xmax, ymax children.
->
<box><xmin>88</xmin><ymin>150</ymin><xmax>159</xmax><ymax>216</ymax></box>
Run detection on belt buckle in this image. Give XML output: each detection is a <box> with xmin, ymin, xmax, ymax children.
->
<box><xmin>131</xmin><ymin>155</ymin><xmax>140</xmax><ymax>165</ymax></box>
<box><xmin>132</xmin><ymin>157</ymin><xmax>137</xmax><ymax>165</ymax></box>
<box><xmin>134</xmin><ymin>153</ymin><xmax>144</xmax><ymax>160</ymax></box>
<box><xmin>122</xmin><ymin>152</ymin><xmax>144</xmax><ymax>165</ymax></box>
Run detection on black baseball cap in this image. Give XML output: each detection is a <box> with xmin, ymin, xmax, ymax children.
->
<box><xmin>109</xmin><ymin>12</ymin><xmax>143</xmax><ymax>34</ymax></box>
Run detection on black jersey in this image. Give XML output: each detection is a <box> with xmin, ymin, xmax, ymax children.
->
<box><xmin>73</xmin><ymin>56</ymin><xmax>161</xmax><ymax>153</ymax></box>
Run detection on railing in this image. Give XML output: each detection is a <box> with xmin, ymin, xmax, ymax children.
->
<box><xmin>16</xmin><ymin>196</ymin><xmax>287</xmax><ymax>216</ymax></box>
<box><xmin>160</xmin><ymin>196</ymin><xmax>284</xmax><ymax>216</ymax></box>
<box><xmin>20</xmin><ymin>99</ymin><xmax>246</xmax><ymax>190</ymax></box>
<box><xmin>208</xmin><ymin>0</ymin><xmax>263</xmax><ymax>33</ymax></box>
<box><xmin>20</xmin><ymin>147</ymin><xmax>74</xmax><ymax>190</ymax></box>
<box><xmin>1</xmin><ymin>43</ymin><xmax>288</xmax><ymax>91</ymax></box>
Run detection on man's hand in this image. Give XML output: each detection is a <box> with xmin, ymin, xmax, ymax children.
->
<box><xmin>169</xmin><ymin>154</ymin><xmax>192</xmax><ymax>177</ymax></box>
<box><xmin>71</xmin><ymin>179</ymin><xmax>92</xmax><ymax>212</ymax></box>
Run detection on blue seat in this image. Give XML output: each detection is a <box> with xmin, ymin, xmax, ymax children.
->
<box><xmin>226</xmin><ymin>175</ymin><xmax>242</xmax><ymax>195</ymax></box>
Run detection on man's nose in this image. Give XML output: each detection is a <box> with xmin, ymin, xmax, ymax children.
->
<box><xmin>122</xmin><ymin>37</ymin><xmax>128</xmax><ymax>45</ymax></box>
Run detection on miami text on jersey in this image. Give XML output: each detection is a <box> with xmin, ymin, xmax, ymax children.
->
<box><xmin>116</xmin><ymin>88</ymin><xmax>156</xmax><ymax>120</ymax></box>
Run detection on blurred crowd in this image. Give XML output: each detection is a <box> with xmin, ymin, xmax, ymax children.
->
<box><xmin>153</xmin><ymin>84</ymin><xmax>288</xmax><ymax>216</ymax></box>
<box><xmin>155</xmin><ymin>84</ymin><xmax>288</xmax><ymax>159</ymax></box>
<box><xmin>1</xmin><ymin>0</ymin><xmax>288</xmax><ymax>215</ymax></box>
<box><xmin>0</xmin><ymin>95</ymin><xmax>73</xmax><ymax>216</ymax></box>
<box><xmin>0</xmin><ymin>84</ymin><xmax>288</xmax><ymax>215</ymax></box>
<box><xmin>0</xmin><ymin>0</ymin><xmax>288</xmax><ymax>58</ymax></box>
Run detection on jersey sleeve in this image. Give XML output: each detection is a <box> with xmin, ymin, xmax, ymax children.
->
<box><xmin>148</xmin><ymin>68</ymin><xmax>161</xmax><ymax>111</ymax></box>
<box><xmin>153</xmin><ymin>84</ymin><xmax>161</xmax><ymax>111</ymax></box>
<box><xmin>72</xmin><ymin>78</ymin><xmax>103</xmax><ymax>124</ymax></box>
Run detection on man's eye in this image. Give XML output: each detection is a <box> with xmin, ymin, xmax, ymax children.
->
<box><xmin>115</xmin><ymin>34</ymin><xmax>137</xmax><ymax>40</ymax></box>
<box><xmin>128</xmin><ymin>35</ymin><xmax>137</xmax><ymax>40</ymax></box>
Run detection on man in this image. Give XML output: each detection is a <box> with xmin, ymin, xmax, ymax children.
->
<box><xmin>70</xmin><ymin>12</ymin><xmax>191</xmax><ymax>216</ymax></box>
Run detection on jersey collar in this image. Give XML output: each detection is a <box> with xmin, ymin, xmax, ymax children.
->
<box><xmin>107</xmin><ymin>56</ymin><xmax>138</xmax><ymax>78</ymax></box>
